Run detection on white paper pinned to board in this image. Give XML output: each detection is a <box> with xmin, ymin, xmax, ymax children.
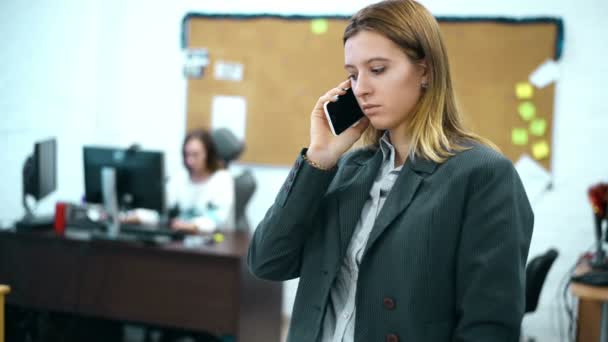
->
<box><xmin>211</xmin><ymin>95</ymin><xmax>247</xmax><ymax>141</ymax></box>
<box><xmin>529</xmin><ymin>59</ymin><xmax>560</xmax><ymax>89</ymax></box>
<box><xmin>214</xmin><ymin>61</ymin><xmax>244</xmax><ymax>81</ymax></box>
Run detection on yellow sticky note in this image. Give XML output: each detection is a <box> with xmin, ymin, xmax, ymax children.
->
<box><xmin>532</xmin><ymin>140</ymin><xmax>550</xmax><ymax>160</ymax></box>
<box><xmin>515</xmin><ymin>82</ymin><xmax>534</xmax><ymax>99</ymax></box>
<box><xmin>518</xmin><ymin>102</ymin><xmax>536</xmax><ymax>121</ymax></box>
<box><xmin>529</xmin><ymin>118</ymin><xmax>547</xmax><ymax>137</ymax></box>
<box><xmin>311</xmin><ymin>19</ymin><xmax>328</xmax><ymax>35</ymax></box>
<box><xmin>512</xmin><ymin>128</ymin><xmax>528</xmax><ymax>146</ymax></box>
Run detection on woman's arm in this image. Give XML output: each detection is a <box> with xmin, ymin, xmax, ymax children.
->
<box><xmin>173</xmin><ymin>170</ymin><xmax>235</xmax><ymax>233</ymax></box>
<box><xmin>248</xmin><ymin>79</ymin><xmax>368</xmax><ymax>282</ymax></box>
<box><xmin>454</xmin><ymin>156</ymin><xmax>534</xmax><ymax>342</ymax></box>
<box><xmin>247</xmin><ymin>150</ymin><xmax>337</xmax><ymax>281</ymax></box>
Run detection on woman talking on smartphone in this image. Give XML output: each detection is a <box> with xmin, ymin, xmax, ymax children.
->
<box><xmin>248</xmin><ymin>1</ymin><xmax>533</xmax><ymax>341</ymax></box>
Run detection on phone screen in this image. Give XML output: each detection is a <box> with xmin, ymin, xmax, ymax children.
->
<box><xmin>323</xmin><ymin>88</ymin><xmax>365</xmax><ymax>136</ymax></box>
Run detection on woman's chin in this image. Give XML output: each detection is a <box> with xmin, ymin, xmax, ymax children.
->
<box><xmin>368</xmin><ymin>118</ymin><xmax>394</xmax><ymax>131</ymax></box>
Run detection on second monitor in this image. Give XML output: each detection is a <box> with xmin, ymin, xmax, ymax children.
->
<box><xmin>83</xmin><ymin>146</ymin><xmax>166</xmax><ymax>214</ymax></box>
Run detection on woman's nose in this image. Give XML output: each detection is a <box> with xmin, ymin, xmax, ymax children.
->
<box><xmin>353</xmin><ymin>75</ymin><xmax>372</xmax><ymax>98</ymax></box>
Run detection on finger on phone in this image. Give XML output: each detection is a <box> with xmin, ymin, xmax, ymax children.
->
<box><xmin>325</xmin><ymin>87</ymin><xmax>346</xmax><ymax>100</ymax></box>
<box><xmin>320</xmin><ymin>93</ymin><xmax>338</xmax><ymax>105</ymax></box>
<box><xmin>338</xmin><ymin>79</ymin><xmax>351</xmax><ymax>89</ymax></box>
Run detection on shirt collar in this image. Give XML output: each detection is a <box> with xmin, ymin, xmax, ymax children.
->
<box><xmin>379</xmin><ymin>132</ymin><xmax>402</xmax><ymax>172</ymax></box>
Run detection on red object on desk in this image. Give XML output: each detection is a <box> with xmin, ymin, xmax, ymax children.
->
<box><xmin>54</xmin><ymin>202</ymin><xmax>66</xmax><ymax>235</ymax></box>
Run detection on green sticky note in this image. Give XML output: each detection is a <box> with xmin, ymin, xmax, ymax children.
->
<box><xmin>529</xmin><ymin>118</ymin><xmax>547</xmax><ymax>137</ymax></box>
<box><xmin>512</xmin><ymin>128</ymin><xmax>528</xmax><ymax>146</ymax></box>
<box><xmin>518</xmin><ymin>102</ymin><xmax>536</xmax><ymax>121</ymax></box>
<box><xmin>515</xmin><ymin>82</ymin><xmax>534</xmax><ymax>99</ymax></box>
<box><xmin>532</xmin><ymin>140</ymin><xmax>550</xmax><ymax>160</ymax></box>
<box><xmin>311</xmin><ymin>19</ymin><xmax>328</xmax><ymax>35</ymax></box>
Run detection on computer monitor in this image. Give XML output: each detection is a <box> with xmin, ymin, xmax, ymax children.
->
<box><xmin>15</xmin><ymin>138</ymin><xmax>58</xmax><ymax>230</ymax></box>
<box><xmin>83</xmin><ymin>146</ymin><xmax>166</xmax><ymax>213</ymax></box>
<box><xmin>22</xmin><ymin>138</ymin><xmax>57</xmax><ymax>215</ymax></box>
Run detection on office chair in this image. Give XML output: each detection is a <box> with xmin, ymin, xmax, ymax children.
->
<box><xmin>522</xmin><ymin>248</ymin><xmax>559</xmax><ymax>342</ymax></box>
<box><xmin>234</xmin><ymin>169</ymin><xmax>257</xmax><ymax>231</ymax></box>
<box><xmin>211</xmin><ymin>128</ymin><xmax>257</xmax><ymax>231</ymax></box>
<box><xmin>1</xmin><ymin>285</ymin><xmax>10</xmax><ymax>342</ymax></box>
<box><xmin>211</xmin><ymin>128</ymin><xmax>244</xmax><ymax>167</ymax></box>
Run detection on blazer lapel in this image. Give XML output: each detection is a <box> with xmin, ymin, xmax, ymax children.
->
<box><xmin>364</xmin><ymin>157</ymin><xmax>437</xmax><ymax>255</ymax></box>
<box><xmin>337</xmin><ymin>150</ymin><xmax>383</xmax><ymax>257</ymax></box>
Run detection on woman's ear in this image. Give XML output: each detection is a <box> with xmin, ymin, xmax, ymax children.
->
<box><xmin>418</xmin><ymin>59</ymin><xmax>428</xmax><ymax>84</ymax></box>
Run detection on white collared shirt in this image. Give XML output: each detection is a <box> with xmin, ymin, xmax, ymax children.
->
<box><xmin>320</xmin><ymin>133</ymin><xmax>403</xmax><ymax>342</ymax></box>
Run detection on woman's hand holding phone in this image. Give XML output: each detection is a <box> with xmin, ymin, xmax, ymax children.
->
<box><xmin>307</xmin><ymin>79</ymin><xmax>369</xmax><ymax>169</ymax></box>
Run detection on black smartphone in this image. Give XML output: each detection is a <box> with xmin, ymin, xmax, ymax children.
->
<box><xmin>323</xmin><ymin>88</ymin><xmax>365</xmax><ymax>136</ymax></box>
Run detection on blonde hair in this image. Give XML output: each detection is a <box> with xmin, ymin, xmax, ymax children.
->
<box><xmin>344</xmin><ymin>0</ymin><xmax>498</xmax><ymax>162</ymax></box>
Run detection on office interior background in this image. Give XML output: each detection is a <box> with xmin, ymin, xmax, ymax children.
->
<box><xmin>1</xmin><ymin>0</ymin><xmax>607</xmax><ymax>340</ymax></box>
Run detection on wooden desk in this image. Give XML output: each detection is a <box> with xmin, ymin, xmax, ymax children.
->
<box><xmin>571</xmin><ymin>261</ymin><xmax>608</xmax><ymax>342</ymax></box>
<box><xmin>0</xmin><ymin>229</ymin><xmax>281</xmax><ymax>342</ymax></box>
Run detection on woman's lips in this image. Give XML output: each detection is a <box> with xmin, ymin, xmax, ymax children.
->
<box><xmin>361</xmin><ymin>104</ymin><xmax>380</xmax><ymax>115</ymax></box>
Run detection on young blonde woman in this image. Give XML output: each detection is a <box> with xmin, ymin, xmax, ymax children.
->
<box><xmin>248</xmin><ymin>1</ymin><xmax>533</xmax><ymax>341</ymax></box>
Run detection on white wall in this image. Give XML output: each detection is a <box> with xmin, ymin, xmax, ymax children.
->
<box><xmin>2</xmin><ymin>0</ymin><xmax>608</xmax><ymax>340</ymax></box>
<box><xmin>0</xmin><ymin>0</ymin><xmax>100</xmax><ymax>222</ymax></box>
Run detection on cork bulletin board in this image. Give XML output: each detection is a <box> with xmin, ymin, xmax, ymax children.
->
<box><xmin>182</xmin><ymin>14</ymin><xmax>563</xmax><ymax>169</ymax></box>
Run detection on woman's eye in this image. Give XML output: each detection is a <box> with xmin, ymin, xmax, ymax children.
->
<box><xmin>371</xmin><ymin>67</ymin><xmax>385</xmax><ymax>74</ymax></box>
<box><xmin>348</xmin><ymin>74</ymin><xmax>358</xmax><ymax>81</ymax></box>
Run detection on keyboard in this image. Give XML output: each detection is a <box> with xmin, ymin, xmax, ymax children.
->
<box><xmin>120</xmin><ymin>224</ymin><xmax>187</xmax><ymax>240</ymax></box>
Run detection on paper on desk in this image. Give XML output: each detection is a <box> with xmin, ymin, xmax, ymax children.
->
<box><xmin>214</xmin><ymin>61</ymin><xmax>244</xmax><ymax>82</ymax></box>
<box><xmin>515</xmin><ymin>154</ymin><xmax>552</xmax><ymax>204</ymax></box>
<box><xmin>529</xmin><ymin>59</ymin><xmax>560</xmax><ymax>89</ymax></box>
<box><xmin>211</xmin><ymin>95</ymin><xmax>247</xmax><ymax>141</ymax></box>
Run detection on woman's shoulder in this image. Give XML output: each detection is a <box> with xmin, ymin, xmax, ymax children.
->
<box><xmin>209</xmin><ymin>169</ymin><xmax>234</xmax><ymax>183</ymax></box>
<box><xmin>212</xmin><ymin>168</ymin><xmax>232</xmax><ymax>176</ymax></box>
<box><xmin>445</xmin><ymin>142</ymin><xmax>513</xmax><ymax>174</ymax></box>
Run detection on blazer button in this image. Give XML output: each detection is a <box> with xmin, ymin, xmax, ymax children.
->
<box><xmin>386</xmin><ymin>333</ymin><xmax>399</xmax><ymax>342</ymax></box>
<box><xmin>383</xmin><ymin>297</ymin><xmax>396</xmax><ymax>310</ymax></box>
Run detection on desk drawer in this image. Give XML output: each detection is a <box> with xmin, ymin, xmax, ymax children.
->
<box><xmin>78</xmin><ymin>245</ymin><xmax>240</xmax><ymax>333</ymax></box>
<box><xmin>0</xmin><ymin>234</ymin><xmax>80</xmax><ymax>312</ymax></box>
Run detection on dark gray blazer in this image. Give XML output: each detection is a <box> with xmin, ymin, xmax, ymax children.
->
<box><xmin>248</xmin><ymin>143</ymin><xmax>534</xmax><ymax>342</ymax></box>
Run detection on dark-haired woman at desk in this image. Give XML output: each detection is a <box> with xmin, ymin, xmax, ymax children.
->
<box><xmin>248</xmin><ymin>1</ymin><xmax>534</xmax><ymax>341</ymax></box>
<box><xmin>132</xmin><ymin>130</ymin><xmax>235</xmax><ymax>342</ymax></box>
<box><xmin>128</xmin><ymin>128</ymin><xmax>235</xmax><ymax>233</ymax></box>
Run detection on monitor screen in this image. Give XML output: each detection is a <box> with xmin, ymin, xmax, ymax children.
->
<box><xmin>24</xmin><ymin>138</ymin><xmax>57</xmax><ymax>201</ymax></box>
<box><xmin>83</xmin><ymin>146</ymin><xmax>166</xmax><ymax>213</ymax></box>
